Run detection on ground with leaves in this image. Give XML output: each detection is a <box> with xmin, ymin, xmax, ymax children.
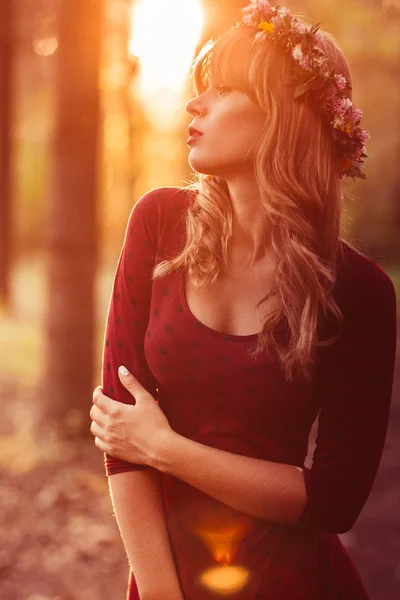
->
<box><xmin>1</xmin><ymin>363</ymin><xmax>399</xmax><ymax>600</ymax></box>
<box><xmin>0</xmin><ymin>407</ymin><xmax>129</xmax><ymax>600</ymax></box>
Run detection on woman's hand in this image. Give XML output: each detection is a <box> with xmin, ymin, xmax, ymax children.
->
<box><xmin>89</xmin><ymin>366</ymin><xmax>173</xmax><ymax>466</ymax></box>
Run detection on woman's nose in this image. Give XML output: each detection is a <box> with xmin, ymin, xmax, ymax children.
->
<box><xmin>185</xmin><ymin>95</ymin><xmax>205</xmax><ymax>117</ymax></box>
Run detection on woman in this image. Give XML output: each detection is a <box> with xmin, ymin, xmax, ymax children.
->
<box><xmin>89</xmin><ymin>2</ymin><xmax>397</xmax><ymax>599</ymax></box>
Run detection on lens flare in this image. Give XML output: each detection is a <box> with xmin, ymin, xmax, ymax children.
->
<box><xmin>194</xmin><ymin>520</ymin><xmax>252</xmax><ymax>595</ymax></box>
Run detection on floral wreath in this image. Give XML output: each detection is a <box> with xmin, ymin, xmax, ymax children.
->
<box><xmin>239</xmin><ymin>1</ymin><xmax>370</xmax><ymax>180</ymax></box>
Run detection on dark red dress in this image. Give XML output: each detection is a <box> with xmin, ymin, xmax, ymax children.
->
<box><xmin>102</xmin><ymin>186</ymin><xmax>397</xmax><ymax>600</ymax></box>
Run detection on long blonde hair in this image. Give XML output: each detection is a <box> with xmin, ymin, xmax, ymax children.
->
<box><xmin>153</xmin><ymin>18</ymin><xmax>362</xmax><ymax>382</ymax></box>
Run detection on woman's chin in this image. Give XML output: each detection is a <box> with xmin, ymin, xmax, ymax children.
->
<box><xmin>188</xmin><ymin>156</ymin><xmax>220</xmax><ymax>177</ymax></box>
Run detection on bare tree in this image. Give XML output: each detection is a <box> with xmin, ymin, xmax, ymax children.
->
<box><xmin>0</xmin><ymin>0</ymin><xmax>14</xmax><ymax>310</ymax></box>
<box><xmin>39</xmin><ymin>0</ymin><xmax>104</xmax><ymax>438</ymax></box>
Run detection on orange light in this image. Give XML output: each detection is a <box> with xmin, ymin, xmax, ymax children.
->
<box><xmin>129</xmin><ymin>0</ymin><xmax>204</xmax><ymax>123</ymax></box>
<box><xmin>33</xmin><ymin>35</ymin><xmax>58</xmax><ymax>57</ymax></box>
<box><xmin>200</xmin><ymin>565</ymin><xmax>251</xmax><ymax>596</ymax></box>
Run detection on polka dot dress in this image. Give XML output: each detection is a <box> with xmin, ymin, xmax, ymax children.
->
<box><xmin>102</xmin><ymin>187</ymin><xmax>397</xmax><ymax>600</ymax></box>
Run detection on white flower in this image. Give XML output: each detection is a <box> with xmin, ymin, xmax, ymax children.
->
<box><xmin>331</xmin><ymin>116</ymin><xmax>345</xmax><ymax>129</ymax></box>
<box><xmin>257</xmin><ymin>0</ymin><xmax>272</xmax><ymax>12</ymax></box>
<box><xmin>242</xmin><ymin>13</ymin><xmax>255</xmax><ymax>26</ymax></box>
<box><xmin>292</xmin><ymin>45</ymin><xmax>303</xmax><ymax>61</ymax></box>
<box><xmin>278</xmin><ymin>7</ymin><xmax>291</xmax><ymax>18</ymax></box>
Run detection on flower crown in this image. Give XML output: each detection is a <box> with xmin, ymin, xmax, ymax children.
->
<box><xmin>239</xmin><ymin>1</ymin><xmax>370</xmax><ymax>180</ymax></box>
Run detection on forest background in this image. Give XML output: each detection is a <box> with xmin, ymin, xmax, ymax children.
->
<box><xmin>0</xmin><ymin>1</ymin><xmax>399</xmax><ymax>599</ymax></box>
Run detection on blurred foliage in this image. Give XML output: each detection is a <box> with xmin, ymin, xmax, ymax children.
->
<box><xmin>287</xmin><ymin>0</ymin><xmax>400</xmax><ymax>247</ymax></box>
<box><xmin>13</xmin><ymin>88</ymin><xmax>53</xmax><ymax>254</ymax></box>
<box><xmin>9</xmin><ymin>0</ymin><xmax>400</xmax><ymax>264</ymax></box>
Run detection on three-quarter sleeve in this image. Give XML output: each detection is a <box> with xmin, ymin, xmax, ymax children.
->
<box><xmin>101</xmin><ymin>190</ymin><xmax>160</xmax><ymax>476</ymax></box>
<box><xmin>297</xmin><ymin>259</ymin><xmax>397</xmax><ymax>533</ymax></box>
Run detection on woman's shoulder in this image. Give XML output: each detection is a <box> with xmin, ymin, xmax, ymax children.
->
<box><xmin>133</xmin><ymin>185</ymin><xmax>196</xmax><ymax>216</ymax></box>
<box><xmin>336</xmin><ymin>239</ymin><xmax>397</xmax><ymax>306</ymax></box>
<box><xmin>130</xmin><ymin>186</ymin><xmax>196</xmax><ymax>253</ymax></box>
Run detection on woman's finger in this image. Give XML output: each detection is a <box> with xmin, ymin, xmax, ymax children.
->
<box><xmin>89</xmin><ymin>404</ymin><xmax>107</xmax><ymax>428</ymax></box>
<box><xmin>94</xmin><ymin>436</ymin><xmax>108</xmax><ymax>453</ymax></box>
<box><xmin>92</xmin><ymin>386</ymin><xmax>114</xmax><ymax>413</ymax></box>
<box><xmin>90</xmin><ymin>420</ymin><xmax>104</xmax><ymax>439</ymax></box>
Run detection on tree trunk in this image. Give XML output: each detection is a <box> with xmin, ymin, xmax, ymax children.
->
<box><xmin>40</xmin><ymin>0</ymin><xmax>104</xmax><ymax>439</ymax></box>
<box><xmin>0</xmin><ymin>0</ymin><xmax>14</xmax><ymax>310</ymax></box>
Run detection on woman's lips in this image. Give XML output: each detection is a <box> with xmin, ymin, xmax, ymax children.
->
<box><xmin>187</xmin><ymin>132</ymin><xmax>203</xmax><ymax>145</ymax></box>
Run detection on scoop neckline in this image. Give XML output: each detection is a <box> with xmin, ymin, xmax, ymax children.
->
<box><xmin>178</xmin><ymin>268</ymin><xmax>260</xmax><ymax>342</ymax></box>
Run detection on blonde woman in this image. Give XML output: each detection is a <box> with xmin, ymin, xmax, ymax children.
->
<box><xmin>89</xmin><ymin>2</ymin><xmax>397</xmax><ymax>599</ymax></box>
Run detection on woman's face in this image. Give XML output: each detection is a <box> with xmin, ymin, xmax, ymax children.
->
<box><xmin>185</xmin><ymin>79</ymin><xmax>266</xmax><ymax>178</ymax></box>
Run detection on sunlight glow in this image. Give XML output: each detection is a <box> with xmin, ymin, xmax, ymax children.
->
<box><xmin>129</xmin><ymin>0</ymin><xmax>204</xmax><ymax>123</ymax></box>
<box><xmin>130</xmin><ymin>0</ymin><xmax>203</xmax><ymax>92</ymax></box>
<box><xmin>33</xmin><ymin>35</ymin><xmax>58</xmax><ymax>57</ymax></box>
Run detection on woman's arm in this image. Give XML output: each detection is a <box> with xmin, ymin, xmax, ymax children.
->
<box><xmin>109</xmin><ymin>470</ymin><xmax>183</xmax><ymax>600</ymax></box>
<box><xmin>152</xmin><ymin>431</ymin><xmax>307</xmax><ymax>524</ymax></box>
<box><xmin>101</xmin><ymin>189</ymin><xmax>184</xmax><ymax>597</ymax></box>
<box><xmin>296</xmin><ymin>258</ymin><xmax>397</xmax><ymax>533</ymax></box>
<box><xmin>102</xmin><ymin>190</ymin><xmax>163</xmax><ymax>475</ymax></box>
<box><xmin>150</xmin><ymin>257</ymin><xmax>397</xmax><ymax>533</ymax></box>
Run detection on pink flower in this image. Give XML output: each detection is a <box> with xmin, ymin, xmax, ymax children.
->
<box><xmin>299</xmin><ymin>56</ymin><xmax>312</xmax><ymax>70</ymax></box>
<box><xmin>344</xmin><ymin>98</ymin><xmax>353</xmax><ymax>110</ymax></box>
<box><xmin>242</xmin><ymin>5</ymin><xmax>257</xmax><ymax>14</ymax></box>
<box><xmin>332</xmin><ymin>115</ymin><xmax>346</xmax><ymax>129</ymax></box>
<box><xmin>347</xmin><ymin>107</ymin><xmax>363</xmax><ymax>124</ymax></box>
<box><xmin>257</xmin><ymin>0</ymin><xmax>275</xmax><ymax>19</ymax></box>
<box><xmin>354</xmin><ymin>147</ymin><xmax>364</xmax><ymax>161</ymax></box>
<box><xmin>241</xmin><ymin>1</ymin><xmax>369</xmax><ymax>180</ymax></box>
<box><xmin>293</xmin><ymin>22</ymin><xmax>308</xmax><ymax>35</ymax></box>
<box><xmin>330</xmin><ymin>97</ymin><xmax>349</xmax><ymax>118</ymax></box>
<box><xmin>334</xmin><ymin>74</ymin><xmax>347</xmax><ymax>91</ymax></box>
<box><xmin>242</xmin><ymin>13</ymin><xmax>256</xmax><ymax>26</ymax></box>
<box><xmin>271</xmin><ymin>15</ymin><xmax>283</xmax><ymax>27</ymax></box>
<box><xmin>257</xmin><ymin>1</ymin><xmax>273</xmax><ymax>12</ymax></box>
<box><xmin>359</xmin><ymin>130</ymin><xmax>371</xmax><ymax>143</ymax></box>
<box><xmin>332</xmin><ymin>97</ymin><xmax>352</xmax><ymax>116</ymax></box>
<box><xmin>242</xmin><ymin>4</ymin><xmax>259</xmax><ymax>23</ymax></box>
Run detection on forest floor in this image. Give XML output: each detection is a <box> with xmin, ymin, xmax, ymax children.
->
<box><xmin>0</xmin><ymin>258</ymin><xmax>399</xmax><ymax>600</ymax></box>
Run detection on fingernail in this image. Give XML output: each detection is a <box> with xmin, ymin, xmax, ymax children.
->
<box><xmin>119</xmin><ymin>365</ymin><xmax>129</xmax><ymax>376</ymax></box>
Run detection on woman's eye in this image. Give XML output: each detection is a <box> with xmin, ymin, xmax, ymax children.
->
<box><xmin>215</xmin><ymin>84</ymin><xmax>232</xmax><ymax>96</ymax></box>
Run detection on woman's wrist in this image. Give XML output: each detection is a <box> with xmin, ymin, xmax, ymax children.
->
<box><xmin>148</xmin><ymin>428</ymin><xmax>180</xmax><ymax>471</ymax></box>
